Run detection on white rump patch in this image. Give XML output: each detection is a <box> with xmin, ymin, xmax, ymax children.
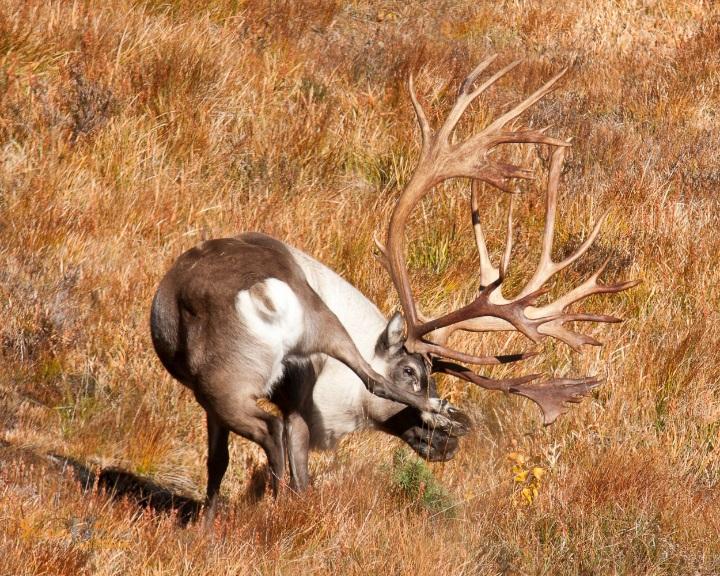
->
<box><xmin>235</xmin><ymin>278</ymin><xmax>304</xmax><ymax>391</ymax></box>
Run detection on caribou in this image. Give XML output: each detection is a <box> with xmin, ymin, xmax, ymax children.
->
<box><xmin>150</xmin><ymin>56</ymin><xmax>637</xmax><ymax>522</ymax></box>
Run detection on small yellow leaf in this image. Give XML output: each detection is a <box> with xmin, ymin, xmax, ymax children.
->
<box><xmin>513</xmin><ymin>470</ymin><xmax>529</xmax><ymax>483</ymax></box>
<box><xmin>521</xmin><ymin>487</ymin><xmax>533</xmax><ymax>504</ymax></box>
<box><xmin>532</xmin><ymin>467</ymin><xmax>545</xmax><ymax>480</ymax></box>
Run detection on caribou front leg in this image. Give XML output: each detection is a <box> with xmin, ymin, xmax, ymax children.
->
<box><xmin>284</xmin><ymin>411</ymin><xmax>311</xmax><ymax>492</ymax></box>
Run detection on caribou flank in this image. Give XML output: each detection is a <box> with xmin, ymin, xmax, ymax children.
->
<box><xmin>150</xmin><ymin>57</ymin><xmax>636</xmax><ymax>522</ymax></box>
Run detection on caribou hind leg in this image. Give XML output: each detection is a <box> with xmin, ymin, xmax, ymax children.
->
<box><xmin>199</xmin><ymin>369</ymin><xmax>287</xmax><ymax>503</ymax></box>
<box><xmin>224</xmin><ymin>401</ymin><xmax>285</xmax><ymax>497</ymax></box>
<box><xmin>204</xmin><ymin>411</ymin><xmax>230</xmax><ymax>527</ymax></box>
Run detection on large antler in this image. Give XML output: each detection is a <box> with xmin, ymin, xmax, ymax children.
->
<box><xmin>436</xmin><ymin>146</ymin><xmax>639</xmax><ymax>350</ymax></box>
<box><xmin>377</xmin><ymin>56</ymin><xmax>569</xmax><ymax>359</ymax></box>
<box><xmin>377</xmin><ymin>59</ymin><xmax>638</xmax><ymax>425</ymax></box>
<box><xmin>433</xmin><ymin>146</ymin><xmax>639</xmax><ymax>424</ymax></box>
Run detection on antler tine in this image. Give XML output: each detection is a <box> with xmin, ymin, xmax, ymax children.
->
<box><xmin>520</xmin><ymin>145</ymin><xmax>565</xmax><ymax>295</ymax></box>
<box><xmin>517</xmin><ymin>143</ymin><xmax>615</xmax><ymax>298</ymax></box>
<box><xmin>533</xmin><ymin>271</ymin><xmax>641</xmax><ymax>351</ymax></box>
<box><xmin>415</xmin><ymin>279</ymin><xmax>560</xmax><ymax>346</ymax></box>
<box><xmin>500</xmin><ymin>194</ymin><xmax>515</xmax><ymax>279</ymax></box>
<box><xmin>471</xmin><ymin>180</ymin><xmax>501</xmax><ymax>288</ymax></box>
<box><xmin>433</xmin><ymin>359</ymin><xmax>541</xmax><ymax>390</ymax></box>
<box><xmin>471</xmin><ymin>176</ymin><xmax>515</xmax><ymax>288</ymax></box>
<box><xmin>409</xmin><ymin>73</ymin><xmax>432</xmax><ymax>147</ymax></box>
<box><xmin>544</xmin><ymin>211</ymin><xmax>609</xmax><ymax>286</ymax></box>
<box><xmin>373</xmin><ymin>233</ymin><xmax>391</xmax><ymax>272</ymax></box>
<box><xmin>483</xmin><ymin>68</ymin><xmax>569</xmax><ymax>135</ymax></box>
<box><xmin>437</xmin><ymin>57</ymin><xmax>518</xmax><ymax>144</ymax></box>
<box><xmin>435</xmin><ymin>180</ymin><xmax>514</xmax><ymax>349</ymax></box>
<box><xmin>547</xmin><ymin>257</ymin><xmax>640</xmax><ymax>313</ymax></box>
<box><xmin>458</xmin><ymin>55</ymin><xmax>499</xmax><ymax>96</ymax></box>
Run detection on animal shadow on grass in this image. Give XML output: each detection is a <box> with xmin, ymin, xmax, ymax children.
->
<box><xmin>56</xmin><ymin>456</ymin><xmax>203</xmax><ymax>525</ymax></box>
<box><xmin>6</xmin><ymin>444</ymin><xmax>202</xmax><ymax>526</ymax></box>
<box><xmin>2</xmin><ymin>441</ymin><xmax>279</xmax><ymax>527</ymax></box>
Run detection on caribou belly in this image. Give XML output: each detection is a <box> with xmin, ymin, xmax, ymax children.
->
<box><xmin>306</xmin><ymin>358</ymin><xmax>369</xmax><ymax>450</ymax></box>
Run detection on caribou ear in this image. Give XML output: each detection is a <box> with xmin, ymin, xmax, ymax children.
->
<box><xmin>376</xmin><ymin>312</ymin><xmax>406</xmax><ymax>356</ymax></box>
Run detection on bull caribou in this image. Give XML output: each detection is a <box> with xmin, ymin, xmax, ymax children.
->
<box><xmin>150</xmin><ymin>56</ymin><xmax>637</xmax><ymax>522</ymax></box>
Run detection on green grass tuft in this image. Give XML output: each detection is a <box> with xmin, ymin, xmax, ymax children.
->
<box><xmin>391</xmin><ymin>448</ymin><xmax>455</xmax><ymax>515</ymax></box>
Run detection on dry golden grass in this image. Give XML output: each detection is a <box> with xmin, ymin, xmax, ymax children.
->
<box><xmin>1</xmin><ymin>0</ymin><xmax>719</xmax><ymax>574</ymax></box>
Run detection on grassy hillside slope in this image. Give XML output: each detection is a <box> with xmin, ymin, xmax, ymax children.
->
<box><xmin>1</xmin><ymin>0</ymin><xmax>719</xmax><ymax>573</ymax></box>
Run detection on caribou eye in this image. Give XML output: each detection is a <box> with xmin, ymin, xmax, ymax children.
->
<box><xmin>403</xmin><ymin>367</ymin><xmax>415</xmax><ymax>377</ymax></box>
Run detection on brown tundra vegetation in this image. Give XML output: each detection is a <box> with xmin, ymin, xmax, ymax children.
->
<box><xmin>1</xmin><ymin>0</ymin><xmax>719</xmax><ymax>574</ymax></box>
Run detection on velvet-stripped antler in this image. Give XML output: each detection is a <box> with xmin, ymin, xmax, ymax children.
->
<box><xmin>435</xmin><ymin>146</ymin><xmax>640</xmax><ymax>349</ymax></box>
<box><xmin>430</xmin><ymin>146</ymin><xmax>639</xmax><ymax>424</ymax></box>
<box><xmin>377</xmin><ymin>59</ymin><xmax>638</xmax><ymax>425</ymax></box>
<box><xmin>376</xmin><ymin>56</ymin><xmax>569</xmax><ymax>356</ymax></box>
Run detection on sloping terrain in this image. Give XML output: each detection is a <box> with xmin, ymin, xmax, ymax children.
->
<box><xmin>1</xmin><ymin>1</ymin><xmax>719</xmax><ymax>573</ymax></box>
